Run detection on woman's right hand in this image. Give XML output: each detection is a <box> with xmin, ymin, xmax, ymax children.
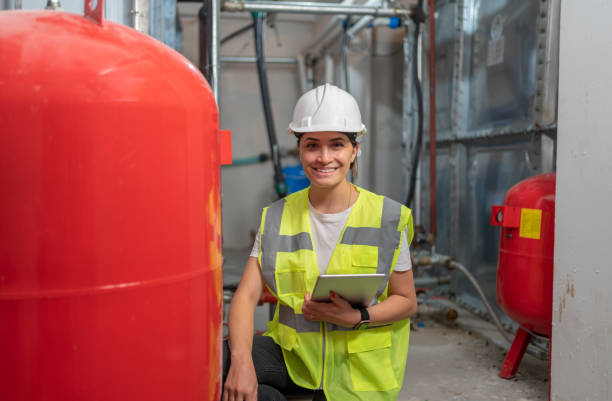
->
<box><xmin>223</xmin><ymin>354</ymin><xmax>258</xmax><ymax>401</ymax></box>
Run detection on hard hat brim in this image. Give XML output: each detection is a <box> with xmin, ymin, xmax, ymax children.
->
<box><xmin>288</xmin><ymin>124</ymin><xmax>367</xmax><ymax>138</ymax></box>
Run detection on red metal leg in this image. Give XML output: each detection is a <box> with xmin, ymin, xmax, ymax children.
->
<box><xmin>499</xmin><ymin>327</ymin><xmax>532</xmax><ymax>379</ymax></box>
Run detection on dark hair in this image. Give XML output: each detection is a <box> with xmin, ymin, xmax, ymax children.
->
<box><xmin>295</xmin><ymin>132</ymin><xmax>357</xmax><ymax>145</ymax></box>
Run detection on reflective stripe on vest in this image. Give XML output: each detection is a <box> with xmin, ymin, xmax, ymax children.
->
<box><xmin>261</xmin><ymin>195</ymin><xmax>404</xmax><ymax>331</ymax></box>
<box><xmin>261</xmin><ymin>199</ymin><xmax>313</xmax><ymax>295</ymax></box>
<box><xmin>279</xmin><ymin>304</ymin><xmax>321</xmax><ymax>333</ymax></box>
<box><xmin>340</xmin><ymin>197</ymin><xmax>402</xmax><ymax>303</ymax></box>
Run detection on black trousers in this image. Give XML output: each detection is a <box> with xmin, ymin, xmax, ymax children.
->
<box><xmin>222</xmin><ymin>336</ymin><xmax>327</xmax><ymax>401</ymax></box>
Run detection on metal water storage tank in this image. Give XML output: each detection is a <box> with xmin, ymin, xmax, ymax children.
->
<box><xmin>491</xmin><ymin>173</ymin><xmax>555</xmax><ymax>378</ymax></box>
<box><xmin>0</xmin><ymin>2</ymin><xmax>226</xmax><ymax>400</ymax></box>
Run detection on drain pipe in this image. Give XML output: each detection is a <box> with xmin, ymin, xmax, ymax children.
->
<box><xmin>198</xmin><ymin>0</ymin><xmax>221</xmax><ymax>103</ymax></box>
<box><xmin>416</xmin><ymin>255</ymin><xmax>549</xmax><ymax>354</ymax></box>
<box><xmin>417</xmin><ymin>255</ymin><xmax>513</xmax><ymax>344</ymax></box>
<box><xmin>427</xmin><ymin>0</ymin><xmax>437</xmax><ymax>239</ymax></box>
<box><xmin>405</xmin><ymin>0</ymin><xmax>425</xmax><ymax>208</ymax></box>
<box><xmin>253</xmin><ymin>13</ymin><xmax>287</xmax><ymax>198</ymax></box>
<box><xmin>447</xmin><ymin>260</ymin><xmax>514</xmax><ymax>345</ymax></box>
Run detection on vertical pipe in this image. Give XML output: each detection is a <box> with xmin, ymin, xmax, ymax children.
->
<box><xmin>198</xmin><ymin>3</ymin><xmax>211</xmax><ymax>82</ymax></box>
<box><xmin>253</xmin><ymin>14</ymin><xmax>286</xmax><ymax>197</ymax></box>
<box><xmin>325</xmin><ymin>55</ymin><xmax>334</xmax><ymax>83</ymax></box>
<box><xmin>297</xmin><ymin>53</ymin><xmax>308</xmax><ymax>93</ymax></box>
<box><xmin>132</xmin><ymin>0</ymin><xmax>150</xmax><ymax>34</ymax></box>
<box><xmin>428</xmin><ymin>0</ymin><xmax>436</xmax><ymax>238</ymax></box>
<box><xmin>415</xmin><ymin>22</ymin><xmax>423</xmax><ymax>225</ymax></box>
<box><xmin>342</xmin><ymin>22</ymin><xmax>351</xmax><ymax>92</ymax></box>
<box><xmin>401</xmin><ymin>23</ymin><xmax>412</xmax><ymax>210</ymax></box>
<box><xmin>44</xmin><ymin>0</ymin><xmax>61</xmax><ymax>10</ymax></box>
<box><xmin>211</xmin><ymin>0</ymin><xmax>220</xmax><ymax>104</ymax></box>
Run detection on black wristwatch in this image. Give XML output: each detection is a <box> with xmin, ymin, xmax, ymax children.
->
<box><xmin>353</xmin><ymin>307</ymin><xmax>370</xmax><ymax>330</ymax></box>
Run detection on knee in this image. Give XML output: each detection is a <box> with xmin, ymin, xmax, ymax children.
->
<box><xmin>258</xmin><ymin>384</ymin><xmax>288</xmax><ymax>401</ymax></box>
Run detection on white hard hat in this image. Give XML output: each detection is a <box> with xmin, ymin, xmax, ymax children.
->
<box><xmin>288</xmin><ymin>83</ymin><xmax>367</xmax><ymax>137</ymax></box>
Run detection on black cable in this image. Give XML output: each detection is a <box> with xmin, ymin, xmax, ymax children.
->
<box><xmin>253</xmin><ymin>14</ymin><xmax>287</xmax><ymax>198</ymax></box>
<box><xmin>221</xmin><ymin>23</ymin><xmax>254</xmax><ymax>46</ymax></box>
<box><xmin>406</xmin><ymin>0</ymin><xmax>425</xmax><ymax>207</ymax></box>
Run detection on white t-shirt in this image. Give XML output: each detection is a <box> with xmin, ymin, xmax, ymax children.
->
<box><xmin>250</xmin><ymin>202</ymin><xmax>412</xmax><ymax>275</ymax></box>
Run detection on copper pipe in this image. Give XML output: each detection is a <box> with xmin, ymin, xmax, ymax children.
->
<box><xmin>428</xmin><ymin>0</ymin><xmax>437</xmax><ymax>238</ymax></box>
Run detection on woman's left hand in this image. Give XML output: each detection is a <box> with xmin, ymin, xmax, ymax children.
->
<box><xmin>302</xmin><ymin>292</ymin><xmax>361</xmax><ymax>328</ymax></box>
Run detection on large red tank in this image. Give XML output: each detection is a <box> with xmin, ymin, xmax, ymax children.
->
<box><xmin>491</xmin><ymin>173</ymin><xmax>555</xmax><ymax>379</ymax></box>
<box><xmin>0</xmin><ymin>2</ymin><xmax>224</xmax><ymax>400</ymax></box>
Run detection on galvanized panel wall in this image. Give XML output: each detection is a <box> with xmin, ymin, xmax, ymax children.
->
<box><xmin>415</xmin><ymin>0</ymin><xmax>560</xmax><ymax>318</ymax></box>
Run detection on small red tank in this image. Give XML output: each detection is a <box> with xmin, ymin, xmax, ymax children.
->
<box><xmin>491</xmin><ymin>172</ymin><xmax>555</xmax><ymax>378</ymax></box>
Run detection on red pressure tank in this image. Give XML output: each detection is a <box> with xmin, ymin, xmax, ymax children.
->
<box><xmin>491</xmin><ymin>172</ymin><xmax>555</xmax><ymax>379</ymax></box>
<box><xmin>0</xmin><ymin>2</ymin><xmax>226</xmax><ymax>400</ymax></box>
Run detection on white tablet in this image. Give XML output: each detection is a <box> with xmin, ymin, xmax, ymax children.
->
<box><xmin>310</xmin><ymin>273</ymin><xmax>386</xmax><ymax>307</ymax></box>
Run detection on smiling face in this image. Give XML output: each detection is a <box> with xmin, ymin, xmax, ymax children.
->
<box><xmin>298</xmin><ymin>131</ymin><xmax>358</xmax><ymax>190</ymax></box>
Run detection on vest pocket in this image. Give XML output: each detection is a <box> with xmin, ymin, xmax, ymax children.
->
<box><xmin>346</xmin><ymin>325</ymin><xmax>399</xmax><ymax>391</ymax></box>
<box><xmin>276</xmin><ymin>251</ymin><xmax>309</xmax><ymax>295</ymax></box>
<box><xmin>276</xmin><ymin>322</ymin><xmax>298</xmax><ymax>351</ymax></box>
<box><xmin>277</xmin><ymin>270</ymin><xmax>306</xmax><ymax>295</ymax></box>
<box><xmin>350</xmin><ymin>245</ymin><xmax>379</xmax><ymax>275</ymax></box>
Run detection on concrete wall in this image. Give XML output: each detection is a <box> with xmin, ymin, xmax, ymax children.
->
<box><xmin>552</xmin><ymin>1</ymin><xmax>612</xmax><ymax>400</ymax></box>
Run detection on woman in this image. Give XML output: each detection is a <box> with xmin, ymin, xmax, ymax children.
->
<box><xmin>223</xmin><ymin>84</ymin><xmax>417</xmax><ymax>401</ymax></box>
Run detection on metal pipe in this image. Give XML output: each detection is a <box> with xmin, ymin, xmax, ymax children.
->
<box><xmin>198</xmin><ymin>4</ymin><xmax>212</xmax><ymax>82</ymax></box>
<box><xmin>221</xmin><ymin>56</ymin><xmax>298</xmax><ymax>64</ymax></box>
<box><xmin>417</xmin><ymin>255</ymin><xmax>514</xmax><ymax>345</ymax></box>
<box><xmin>304</xmin><ymin>16</ymin><xmax>344</xmax><ymax>55</ymax></box>
<box><xmin>220</xmin><ymin>23</ymin><xmax>254</xmax><ymax>46</ymax></box>
<box><xmin>211</xmin><ymin>0</ymin><xmax>221</xmax><ymax>104</ymax></box>
<box><xmin>414</xmin><ymin>275</ymin><xmax>451</xmax><ymax>287</ymax></box>
<box><xmin>45</xmin><ymin>0</ymin><xmax>61</xmax><ymax>10</ymax></box>
<box><xmin>406</xmin><ymin>2</ymin><xmax>424</xmax><ymax>208</ymax></box>
<box><xmin>296</xmin><ymin>54</ymin><xmax>308</xmax><ymax>93</ymax></box>
<box><xmin>346</xmin><ymin>16</ymin><xmax>374</xmax><ymax>38</ymax></box>
<box><xmin>253</xmin><ymin>14</ymin><xmax>286</xmax><ymax>198</ymax></box>
<box><xmin>447</xmin><ymin>261</ymin><xmax>514</xmax><ymax>345</ymax></box>
<box><xmin>417</xmin><ymin>255</ymin><xmax>549</xmax><ymax>353</ymax></box>
<box><xmin>324</xmin><ymin>55</ymin><xmax>334</xmax><ymax>83</ymax></box>
<box><xmin>307</xmin><ymin>0</ymin><xmax>355</xmax><ymax>42</ymax></box>
<box><xmin>428</xmin><ymin>0</ymin><xmax>436</xmax><ymax>238</ymax></box>
<box><xmin>131</xmin><ymin>0</ymin><xmax>149</xmax><ymax>34</ymax></box>
<box><xmin>415</xmin><ymin>21</ymin><xmax>423</xmax><ymax>224</ymax></box>
<box><xmin>303</xmin><ymin>0</ymin><xmax>381</xmax><ymax>57</ymax></box>
<box><xmin>401</xmin><ymin>22</ymin><xmax>413</xmax><ymax>214</ymax></box>
<box><xmin>342</xmin><ymin>20</ymin><xmax>350</xmax><ymax>91</ymax></box>
<box><xmin>222</xmin><ymin>1</ymin><xmax>411</xmax><ymax>17</ymax></box>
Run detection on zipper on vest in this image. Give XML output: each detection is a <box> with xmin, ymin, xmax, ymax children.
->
<box><xmin>319</xmin><ymin>321</ymin><xmax>326</xmax><ymax>390</ymax></box>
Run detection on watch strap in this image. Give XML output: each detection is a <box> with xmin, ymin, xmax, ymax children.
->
<box><xmin>359</xmin><ymin>307</ymin><xmax>370</xmax><ymax>322</ymax></box>
<box><xmin>354</xmin><ymin>307</ymin><xmax>370</xmax><ymax>330</ymax></box>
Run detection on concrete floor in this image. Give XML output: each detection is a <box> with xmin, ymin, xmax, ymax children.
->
<box><xmin>400</xmin><ymin>306</ymin><xmax>548</xmax><ymax>401</ymax></box>
<box><xmin>222</xmin><ymin>248</ymin><xmax>549</xmax><ymax>401</ymax></box>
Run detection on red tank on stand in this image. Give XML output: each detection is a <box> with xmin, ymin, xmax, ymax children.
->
<box><xmin>0</xmin><ymin>2</ymin><xmax>228</xmax><ymax>400</ymax></box>
<box><xmin>491</xmin><ymin>173</ymin><xmax>556</xmax><ymax>380</ymax></box>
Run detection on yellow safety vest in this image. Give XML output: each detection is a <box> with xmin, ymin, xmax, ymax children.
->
<box><xmin>258</xmin><ymin>186</ymin><xmax>414</xmax><ymax>401</ymax></box>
